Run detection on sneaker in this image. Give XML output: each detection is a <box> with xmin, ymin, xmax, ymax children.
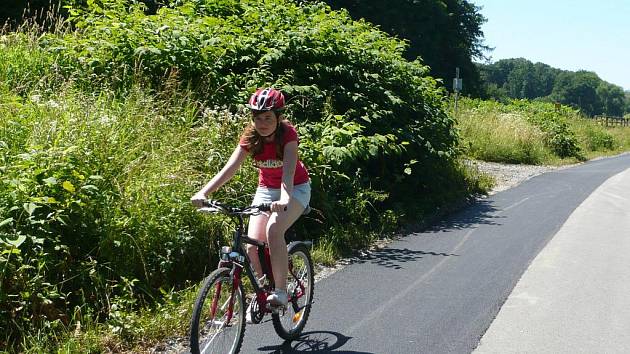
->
<box><xmin>246</xmin><ymin>300</ymin><xmax>255</xmax><ymax>324</ymax></box>
<box><xmin>266</xmin><ymin>288</ymin><xmax>288</xmax><ymax>307</ymax></box>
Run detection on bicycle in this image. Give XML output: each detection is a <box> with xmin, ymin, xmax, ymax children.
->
<box><xmin>189</xmin><ymin>199</ymin><xmax>315</xmax><ymax>354</ymax></box>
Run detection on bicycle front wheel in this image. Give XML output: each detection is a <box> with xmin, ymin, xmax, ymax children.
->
<box><xmin>272</xmin><ymin>243</ymin><xmax>315</xmax><ymax>340</ymax></box>
<box><xmin>190</xmin><ymin>267</ymin><xmax>245</xmax><ymax>354</ymax></box>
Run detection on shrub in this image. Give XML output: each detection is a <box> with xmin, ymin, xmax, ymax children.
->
<box><xmin>0</xmin><ymin>0</ymin><xmax>479</xmax><ymax>349</ymax></box>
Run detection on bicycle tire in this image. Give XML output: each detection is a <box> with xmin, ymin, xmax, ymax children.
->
<box><xmin>190</xmin><ymin>267</ymin><xmax>245</xmax><ymax>354</ymax></box>
<box><xmin>272</xmin><ymin>243</ymin><xmax>315</xmax><ymax>340</ymax></box>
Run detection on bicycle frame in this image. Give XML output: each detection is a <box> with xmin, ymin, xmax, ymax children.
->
<box><xmin>191</xmin><ymin>200</ymin><xmax>315</xmax><ymax>354</ymax></box>
<box><xmin>211</xmin><ymin>210</ymin><xmax>279</xmax><ymax>322</ymax></box>
<box><xmin>201</xmin><ymin>200</ymin><xmax>310</xmax><ymax>323</ymax></box>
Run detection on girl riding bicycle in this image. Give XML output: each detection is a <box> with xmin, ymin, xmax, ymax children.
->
<box><xmin>191</xmin><ymin>87</ymin><xmax>311</xmax><ymax>308</ymax></box>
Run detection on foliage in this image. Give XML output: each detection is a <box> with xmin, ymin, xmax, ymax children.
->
<box><xmin>0</xmin><ymin>0</ymin><xmax>487</xmax><ymax>350</ymax></box>
<box><xmin>478</xmin><ymin>58</ymin><xmax>559</xmax><ymax>100</ymax></box>
<box><xmin>550</xmin><ymin>70</ymin><xmax>602</xmax><ymax>117</ymax></box>
<box><xmin>595</xmin><ymin>81</ymin><xmax>626</xmax><ymax>117</ymax></box>
<box><xmin>478</xmin><ymin>58</ymin><xmax>627</xmax><ymax>117</ymax></box>
<box><xmin>457</xmin><ymin>97</ymin><xmax>625</xmax><ymax>164</ymax></box>
<box><xmin>456</xmin><ymin>100</ymin><xmax>549</xmax><ymax>164</ymax></box>
<box><xmin>40</xmin><ymin>0</ymin><xmax>465</xmax><ymax>224</ymax></box>
<box><xmin>324</xmin><ymin>0</ymin><xmax>488</xmax><ymax>95</ymax></box>
<box><xmin>0</xmin><ymin>88</ymin><xmax>238</xmax><ymax>349</ymax></box>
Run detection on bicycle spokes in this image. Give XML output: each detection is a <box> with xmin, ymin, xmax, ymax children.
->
<box><xmin>271</xmin><ymin>245</ymin><xmax>314</xmax><ymax>340</ymax></box>
<box><xmin>190</xmin><ymin>270</ymin><xmax>245</xmax><ymax>354</ymax></box>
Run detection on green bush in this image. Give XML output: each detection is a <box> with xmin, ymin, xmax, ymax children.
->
<box><xmin>0</xmin><ymin>0</ymin><xmax>484</xmax><ymax>350</ymax></box>
<box><xmin>39</xmin><ymin>0</ymin><xmax>465</xmax><ymax>242</ymax></box>
<box><xmin>456</xmin><ymin>98</ymin><xmax>625</xmax><ymax>163</ymax></box>
<box><xmin>506</xmin><ymin>100</ymin><xmax>581</xmax><ymax>159</ymax></box>
<box><xmin>584</xmin><ymin>127</ymin><xmax>614</xmax><ymax>150</ymax></box>
<box><xmin>0</xmin><ymin>87</ymin><xmax>255</xmax><ymax>348</ymax></box>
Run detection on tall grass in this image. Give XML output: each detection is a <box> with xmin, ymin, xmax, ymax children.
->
<box><xmin>456</xmin><ymin>98</ymin><xmax>630</xmax><ymax>165</ymax></box>
<box><xmin>0</xmin><ymin>76</ymin><xmax>260</xmax><ymax>350</ymax></box>
<box><xmin>457</xmin><ymin>109</ymin><xmax>550</xmax><ymax>164</ymax></box>
<box><xmin>0</xmin><ymin>2</ymin><xmax>523</xmax><ymax>352</ymax></box>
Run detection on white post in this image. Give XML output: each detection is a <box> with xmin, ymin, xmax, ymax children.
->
<box><xmin>453</xmin><ymin>67</ymin><xmax>462</xmax><ymax>115</ymax></box>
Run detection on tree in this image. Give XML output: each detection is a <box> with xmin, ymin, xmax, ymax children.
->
<box><xmin>596</xmin><ymin>82</ymin><xmax>625</xmax><ymax>117</ymax></box>
<box><xmin>551</xmin><ymin>71</ymin><xmax>602</xmax><ymax>116</ymax></box>
<box><xmin>532</xmin><ymin>62</ymin><xmax>557</xmax><ymax>97</ymax></box>
<box><xmin>479</xmin><ymin>58</ymin><xmax>626</xmax><ymax>117</ymax></box>
<box><xmin>478</xmin><ymin>58</ymin><xmax>560</xmax><ymax>100</ymax></box>
<box><xmin>323</xmin><ymin>0</ymin><xmax>488</xmax><ymax>96</ymax></box>
<box><xmin>504</xmin><ymin>59</ymin><xmax>536</xmax><ymax>99</ymax></box>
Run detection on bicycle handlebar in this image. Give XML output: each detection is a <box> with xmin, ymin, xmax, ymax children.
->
<box><xmin>198</xmin><ymin>199</ymin><xmax>271</xmax><ymax>215</ymax></box>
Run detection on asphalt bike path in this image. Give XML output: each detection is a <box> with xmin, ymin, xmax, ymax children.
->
<box><xmin>235</xmin><ymin>153</ymin><xmax>630</xmax><ymax>354</ymax></box>
<box><xmin>474</xmin><ymin>164</ymin><xmax>630</xmax><ymax>353</ymax></box>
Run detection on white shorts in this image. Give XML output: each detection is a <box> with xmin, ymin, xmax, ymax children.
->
<box><xmin>251</xmin><ymin>181</ymin><xmax>311</xmax><ymax>209</ymax></box>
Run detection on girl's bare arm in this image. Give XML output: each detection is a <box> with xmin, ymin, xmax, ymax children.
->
<box><xmin>191</xmin><ymin>145</ymin><xmax>249</xmax><ymax>205</ymax></box>
<box><xmin>279</xmin><ymin>141</ymin><xmax>298</xmax><ymax>202</ymax></box>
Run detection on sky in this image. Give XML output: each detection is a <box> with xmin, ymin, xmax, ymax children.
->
<box><xmin>470</xmin><ymin>0</ymin><xmax>630</xmax><ymax>91</ymax></box>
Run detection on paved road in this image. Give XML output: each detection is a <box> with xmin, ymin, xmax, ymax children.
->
<box><xmin>475</xmin><ymin>163</ymin><xmax>630</xmax><ymax>353</ymax></box>
<box><xmin>238</xmin><ymin>153</ymin><xmax>630</xmax><ymax>354</ymax></box>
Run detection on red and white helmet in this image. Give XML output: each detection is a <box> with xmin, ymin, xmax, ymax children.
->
<box><xmin>246</xmin><ymin>88</ymin><xmax>285</xmax><ymax>111</ymax></box>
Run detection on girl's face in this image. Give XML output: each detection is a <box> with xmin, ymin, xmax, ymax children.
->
<box><xmin>252</xmin><ymin>111</ymin><xmax>278</xmax><ymax>137</ymax></box>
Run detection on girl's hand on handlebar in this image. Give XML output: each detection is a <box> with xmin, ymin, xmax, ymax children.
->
<box><xmin>270</xmin><ymin>199</ymin><xmax>289</xmax><ymax>213</ymax></box>
<box><xmin>191</xmin><ymin>192</ymin><xmax>208</xmax><ymax>208</ymax></box>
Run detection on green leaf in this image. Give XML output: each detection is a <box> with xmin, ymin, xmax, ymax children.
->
<box><xmin>23</xmin><ymin>203</ymin><xmax>38</xmax><ymax>216</ymax></box>
<box><xmin>81</xmin><ymin>184</ymin><xmax>99</xmax><ymax>192</ymax></box>
<box><xmin>5</xmin><ymin>235</ymin><xmax>26</xmax><ymax>248</ymax></box>
<box><xmin>62</xmin><ymin>181</ymin><xmax>76</xmax><ymax>193</ymax></box>
<box><xmin>0</xmin><ymin>218</ymin><xmax>13</xmax><ymax>227</ymax></box>
<box><xmin>43</xmin><ymin>177</ymin><xmax>58</xmax><ymax>185</ymax></box>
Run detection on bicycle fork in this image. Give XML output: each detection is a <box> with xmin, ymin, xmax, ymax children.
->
<box><xmin>210</xmin><ymin>254</ymin><xmax>244</xmax><ymax>323</ymax></box>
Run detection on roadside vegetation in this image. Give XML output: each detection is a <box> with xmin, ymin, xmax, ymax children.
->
<box><xmin>456</xmin><ymin>97</ymin><xmax>630</xmax><ymax>165</ymax></box>
<box><xmin>478</xmin><ymin>58</ymin><xmax>629</xmax><ymax>117</ymax></box>
<box><xmin>0</xmin><ymin>1</ymin><xmax>487</xmax><ymax>351</ymax></box>
<box><xmin>1</xmin><ymin>1</ymin><xmax>629</xmax><ymax>353</ymax></box>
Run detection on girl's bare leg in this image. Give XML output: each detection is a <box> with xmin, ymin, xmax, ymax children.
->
<box><xmin>246</xmin><ymin>213</ymin><xmax>269</xmax><ymax>280</ymax></box>
<box><xmin>266</xmin><ymin>199</ymin><xmax>304</xmax><ymax>290</ymax></box>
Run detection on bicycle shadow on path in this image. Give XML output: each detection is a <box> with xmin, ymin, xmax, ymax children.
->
<box><xmin>258</xmin><ymin>330</ymin><xmax>373</xmax><ymax>354</ymax></box>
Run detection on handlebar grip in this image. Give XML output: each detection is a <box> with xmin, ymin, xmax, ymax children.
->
<box><xmin>202</xmin><ymin>199</ymin><xmax>228</xmax><ymax>210</ymax></box>
<box><xmin>257</xmin><ymin>203</ymin><xmax>287</xmax><ymax>212</ymax></box>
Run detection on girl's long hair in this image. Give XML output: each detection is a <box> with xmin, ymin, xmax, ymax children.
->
<box><xmin>241</xmin><ymin>112</ymin><xmax>287</xmax><ymax>159</ymax></box>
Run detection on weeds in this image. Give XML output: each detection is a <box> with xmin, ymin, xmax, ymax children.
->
<box><xmin>456</xmin><ymin>98</ymin><xmax>629</xmax><ymax>165</ymax></box>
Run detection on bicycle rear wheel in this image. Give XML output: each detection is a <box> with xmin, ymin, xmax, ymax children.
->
<box><xmin>190</xmin><ymin>267</ymin><xmax>245</xmax><ymax>354</ymax></box>
<box><xmin>272</xmin><ymin>243</ymin><xmax>314</xmax><ymax>340</ymax></box>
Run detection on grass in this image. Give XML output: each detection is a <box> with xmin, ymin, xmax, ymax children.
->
<box><xmin>456</xmin><ymin>109</ymin><xmax>551</xmax><ymax>164</ymax></box>
<box><xmin>20</xmin><ymin>284</ymin><xmax>200</xmax><ymax>353</ymax></box>
<box><xmin>2</xmin><ymin>16</ymin><xmax>629</xmax><ymax>354</ymax></box>
<box><xmin>455</xmin><ymin>98</ymin><xmax>630</xmax><ymax>166</ymax></box>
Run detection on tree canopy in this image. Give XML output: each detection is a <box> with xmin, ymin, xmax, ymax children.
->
<box><xmin>322</xmin><ymin>0</ymin><xmax>488</xmax><ymax>96</ymax></box>
<box><xmin>479</xmin><ymin>58</ymin><xmax>629</xmax><ymax>117</ymax></box>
